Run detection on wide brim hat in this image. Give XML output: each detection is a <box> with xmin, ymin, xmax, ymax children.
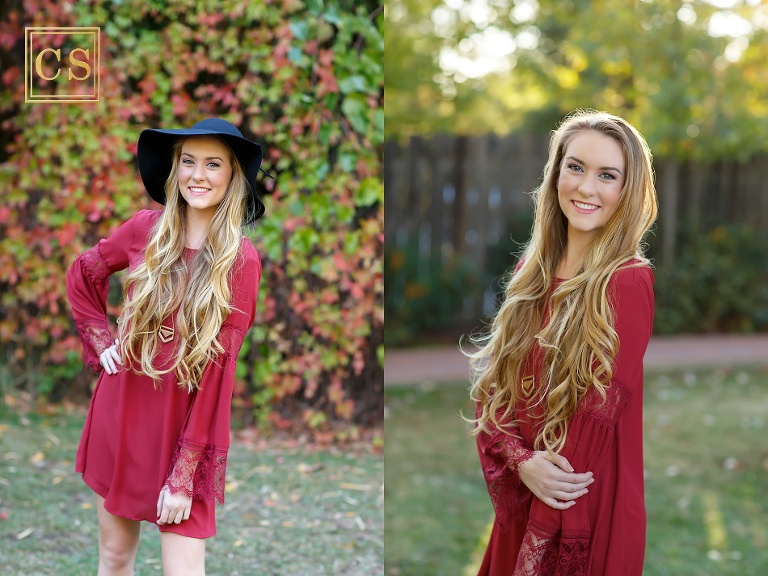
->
<box><xmin>137</xmin><ymin>118</ymin><xmax>267</xmax><ymax>224</ymax></box>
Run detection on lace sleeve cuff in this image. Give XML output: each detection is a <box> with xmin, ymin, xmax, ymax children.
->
<box><xmin>81</xmin><ymin>244</ymin><xmax>114</xmax><ymax>288</ymax></box>
<box><xmin>482</xmin><ymin>429</ymin><xmax>536</xmax><ymax>528</ymax></box>
<box><xmin>74</xmin><ymin>320</ymin><xmax>113</xmax><ymax>372</ymax></box>
<box><xmin>165</xmin><ymin>439</ymin><xmax>228</xmax><ymax>505</ymax></box>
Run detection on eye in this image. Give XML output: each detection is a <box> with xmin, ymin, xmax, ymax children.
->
<box><xmin>182</xmin><ymin>158</ymin><xmax>194</xmax><ymax>165</ymax></box>
<box><xmin>207</xmin><ymin>162</ymin><xmax>220</xmax><ymax>168</ymax></box>
<box><xmin>567</xmin><ymin>163</ymin><xmax>583</xmax><ymax>173</ymax></box>
<box><xmin>599</xmin><ymin>172</ymin><xmax>617</xmax><ymax>181</ymax></box>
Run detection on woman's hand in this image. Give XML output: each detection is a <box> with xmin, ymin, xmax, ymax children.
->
<box><xmin>157</xmin><ymin>485</ymin><xmax>192</xmax><ymax>525</ymax></box>
<box><xmin>99</xmin><ymin>339</ymin><xmax>122</xmax><ymax>374</ymax></box>
<box><xmin>518</xmin><ymin>451</ymin><xmax>594</xmax><ymax>510</ymax></box>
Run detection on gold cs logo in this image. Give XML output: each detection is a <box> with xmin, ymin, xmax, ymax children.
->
<box><xmin>35</xmin><ymin>47</ymin><xmax>93</xmax><ymax>81</ymax></box>
<box><xmin>25</xmin><ymin>27</ymin><xmax>100</xmax><ymax>103</ymax></box>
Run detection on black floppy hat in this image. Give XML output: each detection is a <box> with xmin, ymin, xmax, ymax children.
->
<box><xmin>137</xmin><ymin>118</ymin><xmax>268</xmax><ymax>224</ymax></box>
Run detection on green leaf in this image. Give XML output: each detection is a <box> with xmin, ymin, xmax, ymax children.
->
<box><xmin>354</xmin><ymin>177</ymin><xmax>382</xmax><ymax>207</ymax></box>
<box><xmin>339</xmin><ymin>75</ymin><xmax>369</xmax><ymax>94</ymax></box>
<box><xmin>341</xmin><ymin>95</ymin><xmax>368</xmax><ymax>134</ymax></box>
<box><xmin>290</xmin><ymin>20</ymin><xmax>309</xmax><ymax>41</ymax></box>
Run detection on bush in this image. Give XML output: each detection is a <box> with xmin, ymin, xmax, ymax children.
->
<box><xmin>653</xmin><ymin>225</ymin><xmax>768</xmax><ymax>334</ymax></box>
<box><xmin>0</xmin><ymin>0</ymin><xmax>383</xmax><ymax>428</ymax></box>
<box><xmin>384</xmin><ymin>246</ymin><xmax>481</xmax><ymax>346</ymax></box>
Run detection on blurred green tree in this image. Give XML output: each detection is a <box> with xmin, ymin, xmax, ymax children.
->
<box><xmin>385</xmin><ymin>0</ymin><xmax>768</xmax><ymax>159</ymax></box>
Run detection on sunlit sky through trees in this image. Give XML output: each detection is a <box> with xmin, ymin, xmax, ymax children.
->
<box><xmin>385</xmin><ymin>0</ymin><xmax>768</xmax><ymax>152</ymax></box>
<box><xmin>430</xmin><ymin>0</ymin><xmax>763</xmax><ymax>83</ymax></box>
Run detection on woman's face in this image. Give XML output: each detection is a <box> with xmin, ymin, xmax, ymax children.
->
<box><xmin>556</xmin><ymin>129</ymin><xmax>625</xmax><ymax>242</ymax></box>
<box><xmin>177</xmin><ymin>136</ymin><xmax>233</xmax><ymax>218</ymax></box>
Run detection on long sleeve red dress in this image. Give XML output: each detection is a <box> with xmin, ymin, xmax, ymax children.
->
<box><xmin>475</xmin><ymin>265</ymin><xmax>654</xmax><ymax>575</ymax></box>
<box><xmin>66</xmin><ymin>209</ymin><xmax>261</xmax><ymax>538</ymax></box>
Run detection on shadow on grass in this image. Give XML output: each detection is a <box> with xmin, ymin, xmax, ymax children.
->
<box><xmin>0</xmin><ymin>407</ymin><xmax>383</xmax><ymax>576</ymax></box>
<box><xmin>385</xmin><ymin>367</ymin><xmax>768</xmax><ymax>576</ymax></box>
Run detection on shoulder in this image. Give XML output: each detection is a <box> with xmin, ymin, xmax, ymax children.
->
<box><xmin>132</xmin><ymin>208</ymin><xmax>163</xmax><ymax>229</ymax></box>
<box><xmin>608</xmin><ymin>260</ymin><xmax>654</xmax><ymax>318</ymax></box>
<box><xmin>234</xmin><ymin>237</ymin><xmax>262</xmax><ymax>277</ymax></box>
<box><xmin>117</xmin><ymin>209</ymin><xmax>161</xmax><ymax>236</ymax></box>
<box><xmin>610</xmin><ymin>259</ymin><xmax>654</xmax><ymax>292</ymax></box>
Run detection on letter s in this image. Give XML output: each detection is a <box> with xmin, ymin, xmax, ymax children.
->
<box><xmin>68</xmin><ymin>48</ymin><xmax>91</xmax><ymax>81</ymax></box>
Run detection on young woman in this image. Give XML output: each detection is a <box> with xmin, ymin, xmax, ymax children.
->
<box><xmin>469</xmin><ymin>110</ymin><xmax>658</xmax><ymax>575</ymax></box>
<box><xmin>66</xmin><ymin>118</ymin><xmax>267</xmax><ymax>576</ymax></box>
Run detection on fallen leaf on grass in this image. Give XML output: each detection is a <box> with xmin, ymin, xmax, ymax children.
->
<box><xmin>234</xmin><ymin>540</ymin><xmax>243</xmax><ymax>547</ymax></box>
<box><xmin>296</xmin><ymin>462</ymin><xmax>324</xmax><ymax>474</ymax></box>
<box><xmin>81</xmin><ymin>502</ymin><xmax>93</xmax><ymax>510</ymax></box>
<box><xmin>339</xmin><ymin>483</ymin><xmax>373</xmax><ymax>491</ymax></box>
<box><xmin>29</xmin><ymin>452</ymin><xmax>46</xmax><ymax>466</ymax></box>
<box><xmin>52</xmin><ymin>476</ymin><xmax>63</xmax><ymax>485</ymax></box>
<box><xmin>16</xmin><ymin>527</ymin><xmax>33</xmax><ymax>540</ymax></box>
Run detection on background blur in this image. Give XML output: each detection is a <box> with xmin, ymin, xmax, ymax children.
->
<box><xmin>384</xmin><ymin>1</ymin><xmax>768</xmax><ymax>575</ymax></box>
<box><xmin>0</xmin><ymin>0</ymin><xmax>383</xmax><ymax>431</ymax></box>
<box><xmin>385</xmin><ymin>0</ymin><xmax>768</xmax><ymax>346</ymax></box>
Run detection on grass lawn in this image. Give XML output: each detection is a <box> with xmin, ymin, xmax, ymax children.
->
<box><xmin>384</xmin><ymin>367</ymin><xmax>768</xmax><ymax>575</ymax></box>
<box><xmin>0</xmin><ymin>406</ymin><xmax>383</xmax><ymax>576</ymax></box>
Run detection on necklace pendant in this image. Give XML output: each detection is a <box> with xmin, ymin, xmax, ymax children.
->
<box><xmin>158</xmin><ymin>325</ymin><xmax>175</xmax><ymax>343</ymax></box>
<box><xmin>521</xmin><ymin>375</ymin><xmax>535</xmax><ymax>398</ymax></box>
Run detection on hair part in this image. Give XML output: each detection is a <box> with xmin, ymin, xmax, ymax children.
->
<box><xmin>468</xmin><ymin>109</ymin><xmax>658</xmax><ymax>453</ymax></box>
<box><xmin>119</xmin><ymin>136</ymin><xmax>249</xmax><ymax>392</ymax></box>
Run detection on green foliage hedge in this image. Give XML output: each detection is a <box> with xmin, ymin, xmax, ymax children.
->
<box><xmin>653</xmin><ymin>225</ymin><xmax>768</xmax><ymax>334</ymax></box>
<box><xmin>0</xmin><ymin>0</ymin><xmax>383</xmax><ymax>428</ymax></box>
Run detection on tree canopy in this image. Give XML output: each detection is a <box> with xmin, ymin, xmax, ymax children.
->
<box><xmin>385</xmin><ymin>0</ymin><xmax>768</xmax><ymax>160</ymax></box>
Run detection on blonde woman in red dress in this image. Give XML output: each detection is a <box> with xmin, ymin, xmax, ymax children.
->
<box><xmin>470</xmin><ymin>110</ymin><xmax>658</xmax><ymax>575</ymax></box>
<box><xmin>67</xmin><ymin>118</ymin><xmax>267</xmax><ymax>576</ymax></box>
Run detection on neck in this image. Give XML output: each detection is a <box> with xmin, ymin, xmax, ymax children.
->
<box><xmin>557</xmin><ymin>226</ymin><xmax>596</xmax><ymax>279</ymax></box>
<box><xmin>185</xmin><ymin>210</ymin><xmax>213</xmax><ymax>249</ymax></box>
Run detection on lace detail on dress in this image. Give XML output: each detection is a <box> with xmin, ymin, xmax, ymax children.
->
<box><xmin>74</xmin><ymin>320</ymin><xmax>114</xmax><ymax>372</ymax></box>
<box><xmin>578</xmin><ymin>380</ymin><xmax>632</xmax><ymax>427</ymax></box>
<box><xmin>165</xmin><ymin>438</ymin><xmax>228</xmax><ymax>504</ymax></box>
<box><xmin>514</xmin><ymin>522</ymin><xmax>590</xmax><ymax>576</ymax></box>
<box><xmin>80</xmin><ymin>245</ymin><xmax>113</xmax><ymax>288</ymax></box>
<box><xmin>482</xmin><ymin>429</ymin><xmax>536</xmax><ymax>529</ymax></box>
<box><xmin>216</xmin><ymin>324</ymin><xmax>246</xmax><ymax>358</ymax></box>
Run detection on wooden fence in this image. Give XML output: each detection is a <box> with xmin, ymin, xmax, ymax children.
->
<box><xmin>384</xmin><ymin>133</ymin><xmax>768</xmax><ymax>325</ymax></box>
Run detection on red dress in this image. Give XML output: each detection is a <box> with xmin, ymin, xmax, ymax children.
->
<box><xmin>476</xmin><ymin>265</ymin><xmax>654</xmax><ymax>575</ymax></box>
<box><xmin>66</xmin><ymin>209</ymin><xmax>261</xmax><ymax>538</ymax></box>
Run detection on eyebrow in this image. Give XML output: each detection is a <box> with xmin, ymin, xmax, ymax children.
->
<box><xmin>565</xmin><ymin>155</ymin><xmax>623</xmax><ymax>175</ymax></box>
<box><xmin>181</xmin><ymin>152</ymin><xmax>224</xmax><ymax>161</ymax></box>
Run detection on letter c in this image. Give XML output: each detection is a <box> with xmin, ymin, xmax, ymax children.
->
<box><xmin>35</xmin><ymin>48</ymin><xmax>61</xmax><ymax>81</ymax></box>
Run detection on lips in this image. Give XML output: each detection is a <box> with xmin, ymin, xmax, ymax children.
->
<box><xmin>188</xmin><ymin>186</ymin><xmax>210</xmax><ymax>196</ymax></box>
<box><xmin>572</xmin><ymin>200</ymin><xmax>600</xmax><ymax>213</ymax></box>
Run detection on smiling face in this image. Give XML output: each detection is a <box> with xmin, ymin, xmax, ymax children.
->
<box><xmin>556</xmin><ymin>129</ymin><xmax>625</xmax><ymax>244</ymax></box>
<box><xmin>177</xmin><ymin>136</ymin><xmax>233</xmax><ymax>221</ymax></box>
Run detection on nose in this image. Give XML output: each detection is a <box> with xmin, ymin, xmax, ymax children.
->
<box><xmin>577</xmin><ymin>173</ymin><xmax>599</xmax><ymax>196</ymax></box>
<box><xmin>192</xmin><ymin>162</ymin><xmax>206</xmax><ymax>182</ymax></box>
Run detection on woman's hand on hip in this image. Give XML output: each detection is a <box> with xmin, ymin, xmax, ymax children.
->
<box><xmin>100</xmin><ymin>339</ymin><xmax>122</xmax><ymax>375</ymax></box>
<box><xmin>518</xmin><ymin>451</ymin><xmax>594</xmax><ymax>510</ymax></box>
<box><xmin>157</xmin><ymin>485</ymin><xmax>192</xmax><ymax>525</ymax></box>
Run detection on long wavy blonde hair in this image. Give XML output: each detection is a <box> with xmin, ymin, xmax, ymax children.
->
<box><xmin>469</xmin><ymin>110</ymin><xmax>658</xmax><ymax>453</ymax></box>
<box><xmin>118</xmin><ymin>137</ymin><xmax>248</xmax><ymax>392</ymax></box>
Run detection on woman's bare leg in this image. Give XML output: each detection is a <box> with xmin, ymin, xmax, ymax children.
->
<box><xmin>96</xmin><ymin>495</ymin><xmax>141</xmax><ymax>576</ymax></box>
<box><xmin>160</xmin><ymin>531</ymin><xmax>206</xmax><ymax>576</ymax></box>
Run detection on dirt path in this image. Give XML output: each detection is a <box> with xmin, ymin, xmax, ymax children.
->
<box><xmin>385</xmin><ymin>334</ymin><xmax>768</xmax><ymax>386</ymax></box>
